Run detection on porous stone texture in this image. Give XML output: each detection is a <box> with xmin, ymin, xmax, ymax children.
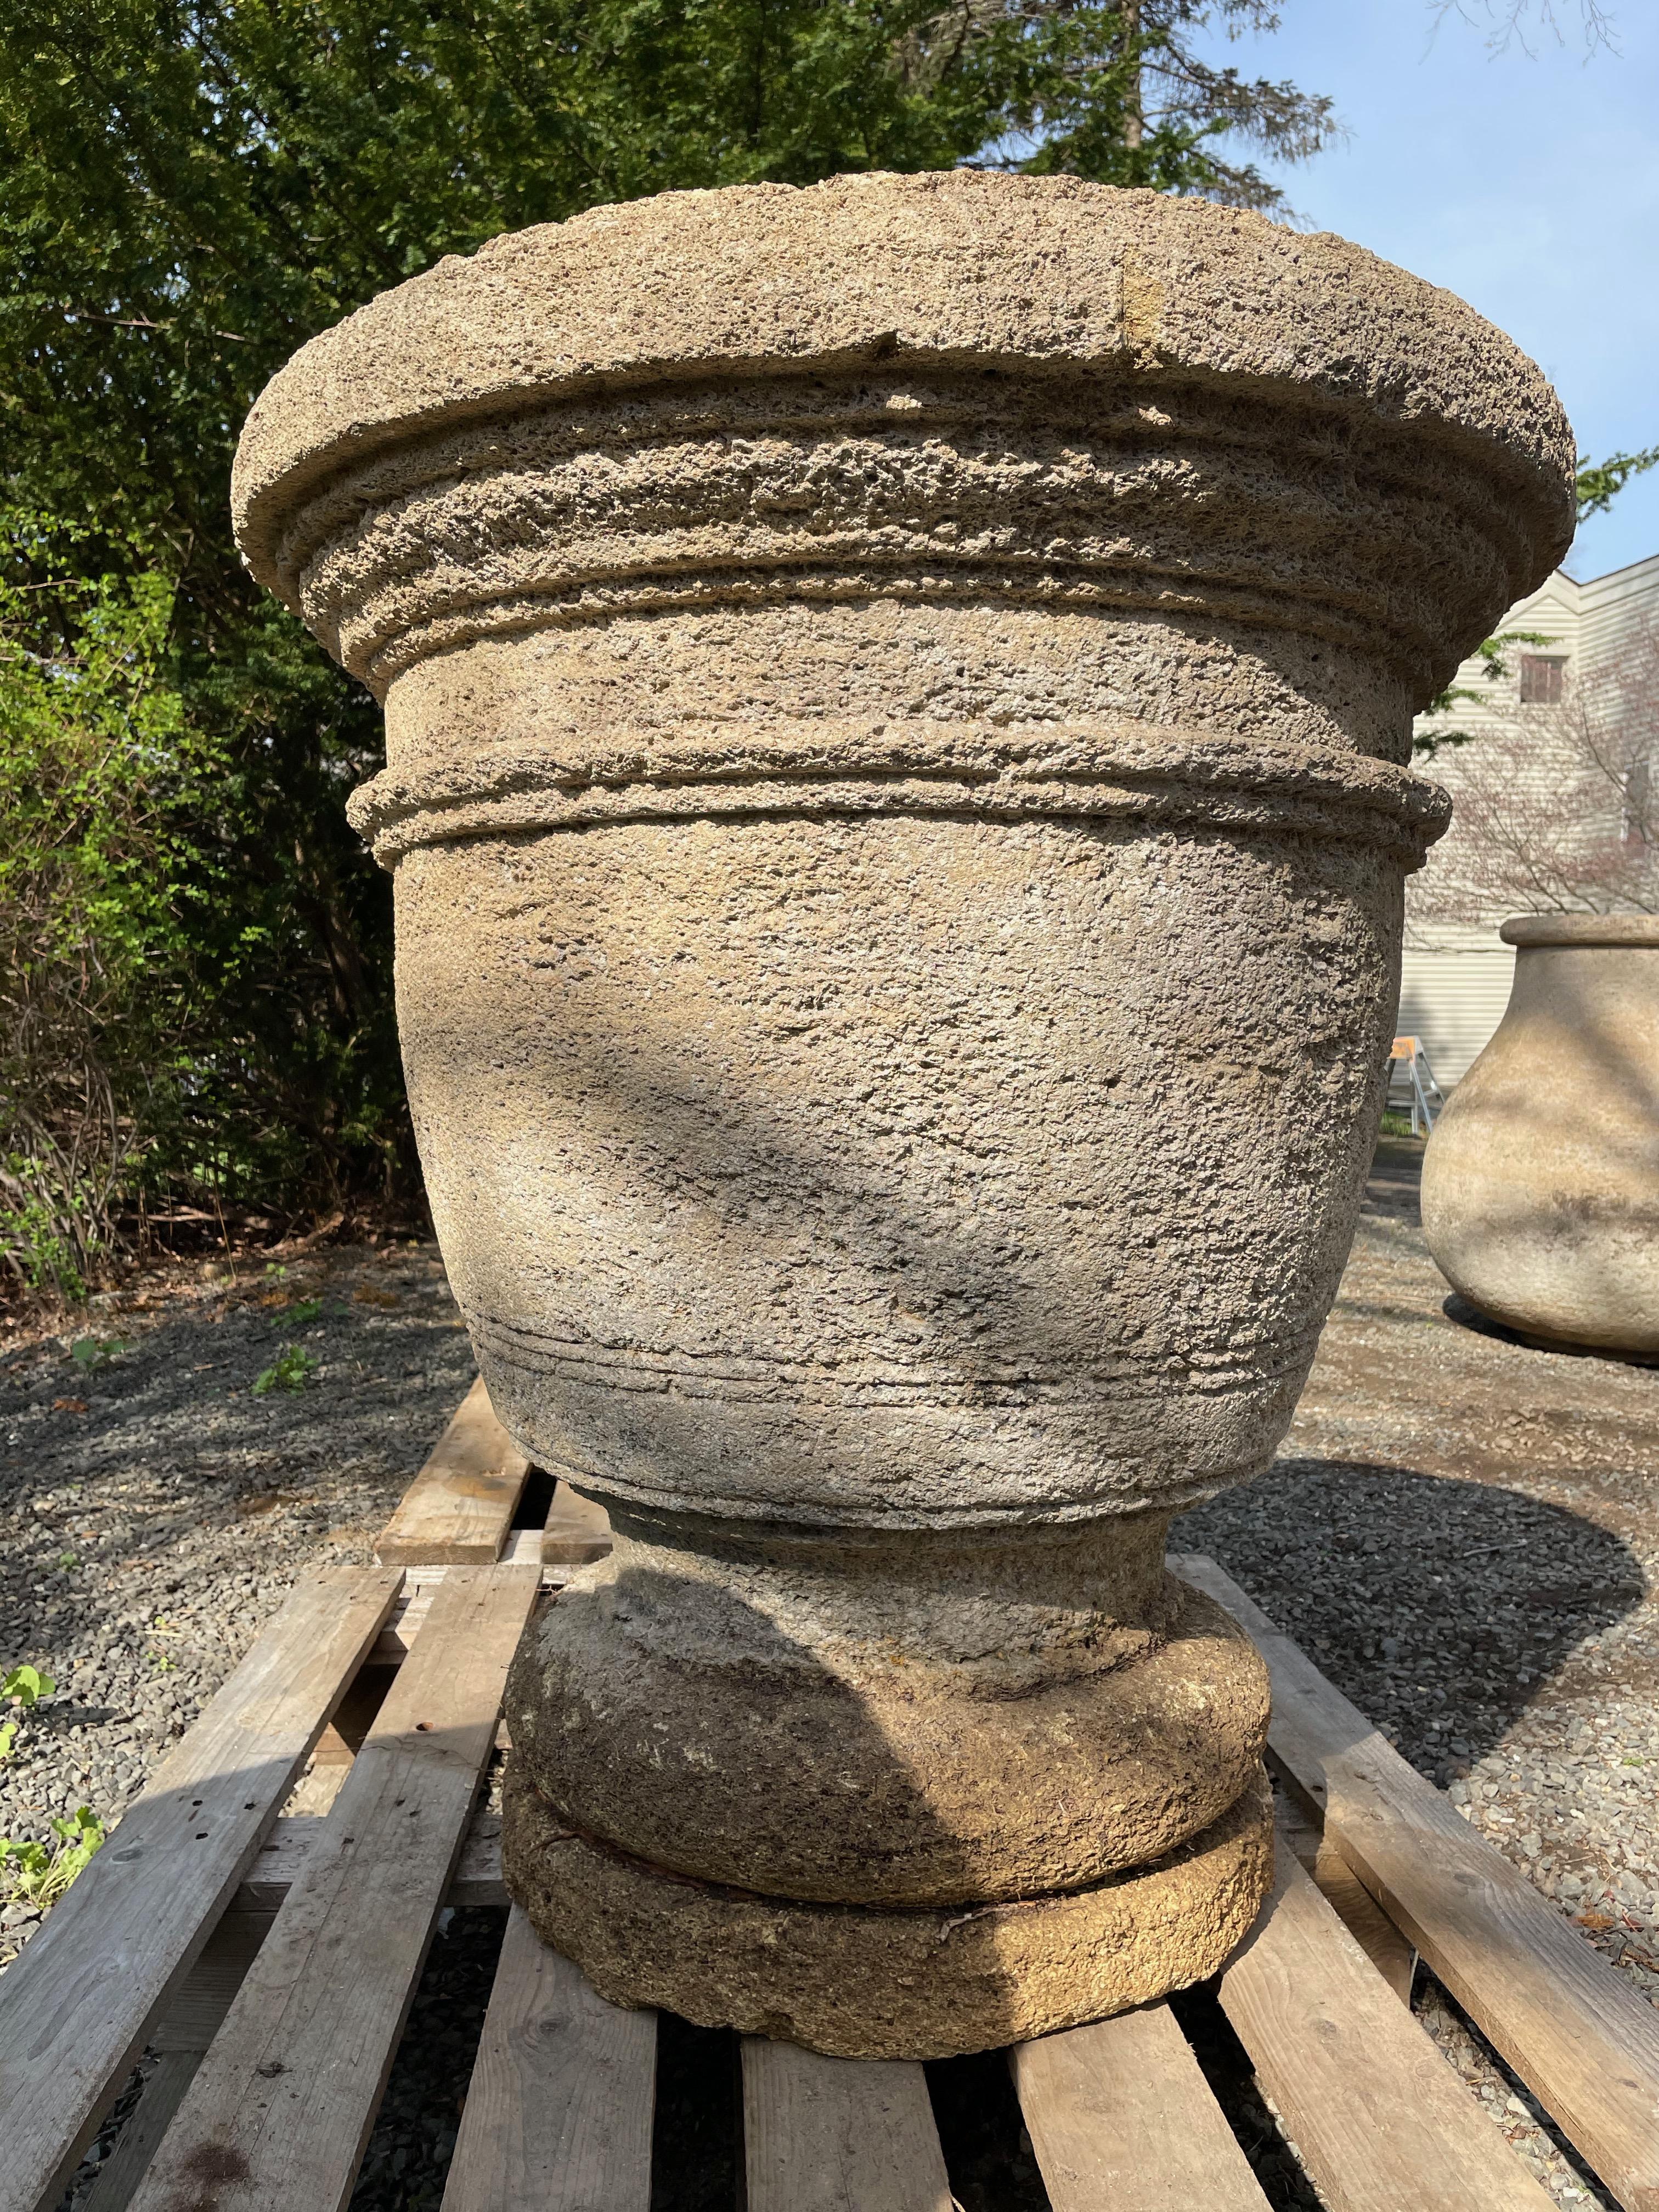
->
<box><xmin>505</xmin><ymin>1523</ymin><xmax>1268</xmax><ymax>1905</ymax></box>
<box><xmin>233</xmin><ymin>170</ymin><xmax>1574</xmax><ymax>2054</ymax></box>
<box><xmin>1423</xmin><ymin>915</ymin><xmax>1659</xmax><ymax>1356</ymax></box>
<box><xmin>501</xmin><ymin>1755</ymin><xmax>1275</xmax><ymax>2060</ymax></box>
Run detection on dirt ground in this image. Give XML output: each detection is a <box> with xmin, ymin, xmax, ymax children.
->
<box><xmin>0</xmin><ymin>1239</ymin><xmax>474</xmax><ymax>1862</ymax></box>
<box><xmin>1186</xmin><ymin>1135</ymin><xmax>1657</xmax><ymax>1827</ymax></box>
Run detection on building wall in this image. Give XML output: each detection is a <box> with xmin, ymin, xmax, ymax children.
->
<box><xmin>1397</xmin><ymin>932</ymin><xmax>1515</xmax><ymax>1087</ymax></box>
<box><xmin>1398</xmin><ymin>550</ymin><xmax>1659</xmax><ymax>1086</ymax></box>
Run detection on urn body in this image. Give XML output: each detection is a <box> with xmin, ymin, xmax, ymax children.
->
<box><xmin>1423</xmin><ymin>916</ymin><xmax>1659</xmax><ymax>1356</ymax></box>
<box><xmin>233</xmin><ymin>170</ymin><xmax>1573</xmax><ymax>2055</ymax></box>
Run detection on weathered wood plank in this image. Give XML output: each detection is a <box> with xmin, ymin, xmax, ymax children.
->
<box><xmin>451</xmin><ymin>1806</ymin><xmax>508</xmax><ymax>1910</ymax></box>
<box><xmin>1177</xmin><ymin>1554</ymin><xmax>1659</xmax><ymax>2212</ymax></box>
<box><xmin>376</xmin><ymin>1377</ymin><xmax>530</xmax><ymax>1565</ymax></box>
<box><xmin>1013</xmin><ymin>2005</ymin><xmax>1271</xmax><ymax>2211</ymax></box>
<box><xmin>1220</xmin><ymin>1833</ymin><xmax>1559</xmax><ymax>2212</ymax></box>
<box><xmin>366</xmin><ymin>1537</ymin><xmax>558</xmax><ymax>1662</ymax></box>
<box><xmin>742</xmin><ymin>2041</ymin><xmax>953</xmax><ymax>2212</ymax></box>
<box><xmin>78</xmin><ymin>1905</ymin><xmax>279</xmax><ymax>2212</ymax></box>
<box><xmin>0</xmin><ymin>1566</ymin><xmax>400</xmax><ymax>2212</ymax></box>
<box><xmin>539</xmin><ymin>1479</ymin><xmax>613</xmax><ymax>1566</ymax></box>
<box><xmin>441</xmin><ymin>1909</ymin><xmax>655</xmax><ymax>2212</ymax></box>
<box><xmin>1277</xmin><ymin>1791</ymin><xmax>1417</xmax><ymax>2003</ymax></box>
<box><xmin>244</xmin><ymin>1802</ymin><xmax>508</xmax><ymax>1912</ymax></box>
<box><xmin>127</xmin><ymin>1563</ymin><xmax>540</xmax><ymax>2212</ymax></box>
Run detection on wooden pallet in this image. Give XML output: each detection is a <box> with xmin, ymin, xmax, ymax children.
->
<box><xmin>3</xmin><ymin>1384</ymin><xmax>1656</xmax><ymax>2212</ymax></box>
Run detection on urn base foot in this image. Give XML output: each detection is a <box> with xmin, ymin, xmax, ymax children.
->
<box><xmin>500</xmin><ymin>1760</ymin><xmax>1274</xmax><ymax>2060</ymax></box>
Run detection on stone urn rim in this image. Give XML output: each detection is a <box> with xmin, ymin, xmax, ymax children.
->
<box><xmin>230</xmin><ymin>168</ymin><xmax>1576</xmax><ymax>619</ymax></box>
<box><xmin>1500</xmin><ymin>913</ymin><xmax>1659</xmax><ymax>949</ymax></box>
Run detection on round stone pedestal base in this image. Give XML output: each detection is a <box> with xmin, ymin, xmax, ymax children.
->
<box><xmin>501</xmin><ymin>1761</ymin><xmax>1273</xmax><ymax>2059</ymax></box>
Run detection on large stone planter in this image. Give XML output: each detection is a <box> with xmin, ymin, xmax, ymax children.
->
<box><xmin>233</xmin><ymin>171</ymin><xmax>1572</xmax><ymax>2056</ymax></box>
<box><xmin>1423</xmin><ymin>915</ymin><xmax>1659</xmax><ymax>1356</ymax></box>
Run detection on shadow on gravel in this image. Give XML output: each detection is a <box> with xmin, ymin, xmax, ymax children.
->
<box><xmin>1176</xmin><ymin>1457</ymin><xmax>1648</xmax><ymax>1787</ymax></box>
<box><xmin>348</xmin><ymin>1906</ymin><xmax>507</xmax><ymax>2212</ymax></box>
<box><xmin>927</xmin><ymin>2049</ymin><xmax>1050</xmax><ymax>2212</ymax></box>
<box><xmin>1443</xmin><ymin>1291</ymin><xmax>1659</xmax><ymax>1372</ymax></box>
<box><xmin>1359</xmin><ymin>1136</ymin><xmax>1425</xmax><ymax>1228</ymax></box>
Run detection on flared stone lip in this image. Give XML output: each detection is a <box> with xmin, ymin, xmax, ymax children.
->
<box><xmin>232</xmin><ymin>169</ymin><xmax>1576</xmax><ymax>611</ymax></box>
<box><xmin>1502</xmin><ymin>913</ymin><xmax>1659</xmax><ymax>949</ymax></box>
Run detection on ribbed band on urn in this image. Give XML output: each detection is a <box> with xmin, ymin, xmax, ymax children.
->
<box><xmin>233</xmin><ymin>171</ymin><xmax>1573</xmax><ymax>2057</ymax></box>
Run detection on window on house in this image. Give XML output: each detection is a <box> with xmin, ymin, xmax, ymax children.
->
<box><xmin>1519</xmin><ymin>653</ymin><xmax>1566</xmax><ymax>705</ymax></box>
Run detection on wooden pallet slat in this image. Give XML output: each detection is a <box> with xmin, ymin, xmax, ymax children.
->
<box><xmin>0</xmin><ymin>1565</ymin><xmax>402</xmax><ymax>2212</ymax></box>
<box><xmin>441</xmin><ymin>1908</ymin><xmax>656</xmax><ymax>2212</ymax></box>
<box><xmin>1013</xmin><ymin>2005</ymin><xmax>1272</xmax><ymax>2212</ymax></box>
<box><xmin>540</xmin><ymin>1477</ymin><xmax>614</xmax><ymax>1567</ymax></box>
<box><xmin>376</xmin><ymin>1377</ymin><xmax>531</xmax><ymax>1565</ymax></box>
<box><xmin>78</xmin><ymin>1904</ymin><xmax>280</xmax><ymax>2212</ymax></box>
<box><xmin>1276</xmin><ymin>1790</ymin><xmax>1418</xmax><ymax>2003</ymax></box>
<box><xmin>742</xmin><ymin>2042</ymin><xmax>953</xmax><ymax>2212</ymax></box>
<box><xmin>240</xmin><ymin>1804</ymin><xmax>509</xmax><ymax>1914</ymax></box>
<box><xmin>1176</xmin><ymin>1554</ymin><xmax>1659</xmax><ymax>2212</ymax></box>
<box><xmin>126</xmin><ymin>1562</ymin><xmax>540</xmax><ymax>2212</ymax></box>
<box><xmin>371</xmin><ymin>1531</ymin><xmax>553</xmax><ymax>1661</ymax></box>
<box><xmin>13</xmin><ymin>1380</ymin><xmax>1652</xmax><ymax>2212</ymax></box>
<box><xmin>1220</xmin><ymin>1834</ymin><xmax>1559</xmax><ymax>2212</ymax></box>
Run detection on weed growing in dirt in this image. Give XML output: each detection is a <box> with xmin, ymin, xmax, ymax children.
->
<box><xmin>0</xmin><ymin>1663</ymin><xmax>54</xmax><ymax>1759</ymax></box>
<box><xmin>287</xmin><ymin>1297</ymin><xmax>323</xmax><ymax>1324</ymax></box>
<box><xmin>69</xmin><ymin>1334</ymin><xmax>129</xmax><ymax>1373</ymax></box>
<box><xmin>253</xmin><ymin>1343</ymin><xmax>318</xmax><ymax>1396</ymax></box>
<box><xmin>0</xmin><ymin>1808</ymin><xmax>106</xmax><ymax>1906</ymax></box>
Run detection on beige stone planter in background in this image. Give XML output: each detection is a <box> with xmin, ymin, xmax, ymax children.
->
<box><xmin>1423</xmin><ymin>915</ymin><xmax>1659</xmax><ymax>1357</ymax></box>
<box><xmin>233</xmin><ymin>172</ymin><xmax>1572</xmax><ymax>2056</ymax></box>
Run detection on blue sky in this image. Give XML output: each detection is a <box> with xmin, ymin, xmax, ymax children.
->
<box><xmin>1190</xmin><ymin>1</ymin><xmax>1659</xmax><ymax>580</ymax></box>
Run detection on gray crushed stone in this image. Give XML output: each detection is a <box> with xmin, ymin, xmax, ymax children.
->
<box><xmin>1180</xmin><ymin>1139</ymin><xmax>1658</xmax><ymax>2210</ymax></box>
<box><xmin>0</xmin><ymin>1241</ymin><xmax>474</xmax><ymax>1967</ymax></box>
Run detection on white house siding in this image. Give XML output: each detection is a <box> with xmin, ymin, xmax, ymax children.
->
<box><xmin>1396</xmin><ymin>933</ymin><xmax>1516</xmax><ymax>1087</ymax></box>
<box><xmin>1398</xmin><ymin>551</ymin><xmax>1659</xmax><ymax>1085</ymax></box>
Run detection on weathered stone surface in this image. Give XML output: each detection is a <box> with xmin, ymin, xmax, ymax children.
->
<box><xmin>506</xmin><ymin>1523</ymin><xmax>1269</xmax><ymax>1904</ymax></box>
<box><xmin>1423</xmin><ymin>915</ymin><xmax>1659</xmax><ymax>1356</ymax></box>
<box><xmin>501</xmin><ymin>1752</ymin><xmax>1276</xmax><ymax>2059</ymax></box>
<box><xmin>234</xmin><ymin>170</ymin><xmax>1573</xmax><ymax>2055</ymax></box>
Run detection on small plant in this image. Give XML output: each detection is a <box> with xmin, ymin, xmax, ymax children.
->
<box><xmin>146</xmin><ymin>1649</ymin><xmax>178</xmax><ymax>1673</ymax></box>
<box><xmin>287</xmin><ymin>1297</ymin><xmax>323</xmax><ymax>1325</ymax></box>
<box><xmin>0</xmin><ymin>1808</ymin><xmax>106</xmax><ymax>1907</ymax></box>
<box><xmin>3</xmin><ymin>1181</ymin><xmax>88</xmax><ymax>1302</ymax></box>
<box><xmin>69</xmin><ymin>1334</ymin><xmax>129</xmax><ymax>1374</ymax></box>
<box><xmin>0</xmin><ymin>1664</ymin><xmax>55</xmax><ymax>1760</ymax></box>
<box><xmin>58</xmin><ymin>1552</ymin><xmax>78</xmax><ymax>1571</ymax></box>
<box><xmin>252</xmin><ymin>1343</ymin><xmax>318</xmax><ymax>1397</ymax></box>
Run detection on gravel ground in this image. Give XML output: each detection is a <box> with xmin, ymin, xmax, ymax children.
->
<box><xmin>1180</xmin><ymin>1136</ymin><xmax>1659</xmax><ymax>2211</ymax></box>
<box><xmin>3</xmin><ymin>1142</ymin><xmax>1655</xmax><ymax>2211</ymax></box>
<box><xmin>0</xmin><ymin>1238</ymin><xmax>474</xmax><ymax>1962</ymax></box>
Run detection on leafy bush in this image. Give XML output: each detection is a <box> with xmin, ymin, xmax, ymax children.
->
<box><xmin>0</xmin><ymin>3</ymin><xmax>1336</xmax><ymax>1295</ymax></box>
<box><xmin>0</xmin><ymin>524</ymin><xmax>217</xmax><ymax>1293</ymax></box>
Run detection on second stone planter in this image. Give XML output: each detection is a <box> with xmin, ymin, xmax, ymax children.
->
<box><xmin>1423</xmin><ymin>915</ymin><xmax>1659</xmax><ymax>1356</ymax></box>
<box><xmin>233</xmin><ymin>170</ymin><xmax>1573</xmax><ymax>2055</ymax></box>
